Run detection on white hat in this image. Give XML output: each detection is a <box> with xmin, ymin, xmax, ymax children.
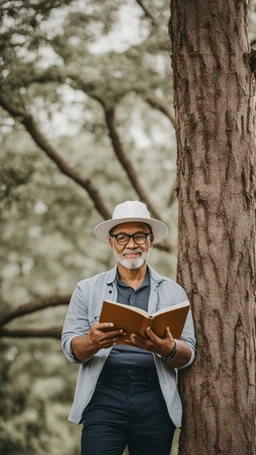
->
<box><xmin>94</xmin><ymin>200</ymin><xmax>168</xmax><ymax>244</ymax></box>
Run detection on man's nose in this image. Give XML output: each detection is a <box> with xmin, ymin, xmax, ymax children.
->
<box><xmin>126</xmin><ymin>236</ymin><xmax>137</xmax><ymax>248</ymax></box>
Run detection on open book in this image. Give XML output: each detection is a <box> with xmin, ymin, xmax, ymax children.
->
<box><xmin>99</xmin><ymin>299</ymin><xmax>190</xmax><ymax>344</ymax></box>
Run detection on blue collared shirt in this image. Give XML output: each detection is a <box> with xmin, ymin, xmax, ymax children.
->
<box><xmin>61</xmin><ymin>265</ymin><xmax>196</xmax><ymax>427</ymax></box>
<box><xmin>105</xmin><ymin>267</ymin><xmax>155</xmax><ymax>367</ymax></box>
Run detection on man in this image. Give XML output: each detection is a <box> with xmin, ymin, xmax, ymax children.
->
<box><xmin>62</xmin><ymin>200</ymin><xmax>196</xmax><ymax>455</ymax></box>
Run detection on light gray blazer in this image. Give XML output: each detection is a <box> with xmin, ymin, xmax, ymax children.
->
<box><xmin>61</xmin><ymin>265</ymin><xmax>196</xmax><ymax>427</ymax></box>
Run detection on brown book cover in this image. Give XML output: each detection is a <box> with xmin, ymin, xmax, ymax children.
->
<box><xmin>99</xmin><ymin>299</ymin><xmax>190</xmax><ymax>344</ymax></box>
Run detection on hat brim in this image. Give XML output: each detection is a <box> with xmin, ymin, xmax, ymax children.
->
<box><xmin>94</xmin><ymin>217</ymin><xmax>168</xmax><ymax>244</ymax></box>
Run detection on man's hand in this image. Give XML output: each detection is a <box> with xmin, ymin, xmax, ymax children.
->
<box><xmin>71</xmin><ymin>323</ymin><xmax>125</xmax><ymax>362</ymax></box>
<box><xmin>126</xmin><ymin>327</ymin><xmax>192</xmax><ymax>368</ymax></box>
<box><xmin>126</xmin><ymin>326</ymin><xmax>175</xmax><ymax>358</ymax></box>
<box><xmin>87</xmin><ymin>322</ymin><xmax>125</xmax><ymax>350</ymax></box>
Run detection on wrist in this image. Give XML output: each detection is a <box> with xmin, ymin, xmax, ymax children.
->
<box><xmin>161</xmin><ymin>339</ymin><xmax>178</xmax><ymax>363</ymax></box>
<box><xmin>70</xmin><ymin>339</ymin><xmax>81</xmax><ymax>361</ymax></box>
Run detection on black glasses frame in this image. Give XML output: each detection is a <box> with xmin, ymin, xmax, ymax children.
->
<box><xmin>110</xmin><ymin>231</ymin><xmax>152</xmax><ymax>246</ymax></box>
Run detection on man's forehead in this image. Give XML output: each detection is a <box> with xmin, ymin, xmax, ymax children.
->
<box><xmin>111</xmin><ymin>222</ymin><xmax>151</xmax><ymax>233</ymax></box>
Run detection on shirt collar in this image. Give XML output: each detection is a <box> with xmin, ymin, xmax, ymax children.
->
<box><xmin>105</xmin><ymin>264</ymin><xmax>167</xmax><ymax>286</ymax></box>
<box><xmin>115</xmin><ymin>266</ymin><xmax>150</xmax><ymax>289</ymax></box>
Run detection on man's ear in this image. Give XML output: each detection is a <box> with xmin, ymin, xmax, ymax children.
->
<box><xmin>150</xmin><ymin>234</ymin><xmax>154</xmax><ymax>247</ymax></box>
<box><xmin>108</xmin><ymin>237</ymin><xmax>113</xmax><ymax>248</ymax></box>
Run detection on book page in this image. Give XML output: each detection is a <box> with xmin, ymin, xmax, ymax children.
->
<box><xmin>103</xmin><ymin>300</ymin><xmax>149</xmax><ymax>318</ymax></box>
<box><xmin>151</xmin><ymin>302</ymin><xmax>190</xmax><ymax>339</ymax></box>
<box><xmin>152</xmin><ymin>300</ymin><xmax>190</xmax><ymax>317</ymax></box>
<box><xmin>100</xmin><ymin>300</ymin><xmax>149</xmax><ymax>340</ymax></box>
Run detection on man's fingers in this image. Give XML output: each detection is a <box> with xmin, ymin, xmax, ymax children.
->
<box><xmin>146</xmin><ymin>326</ymin><xmax>173</xmax><ymax>341</ymax></box>
<box><xmin>93</xmin><ymin>323</ymin><xmax>126</xmax><ymax>338</ymax></box>
<box><xmin>146</xmin><ymin>327</ymin><xmax>159</xmax><ymax>341</ymax></box>
<box><xmin>165</xmin><ymin>327</ymin><xmax>174</xmax><ymax>339</ymax></box>
<box><xmin>125</xmin><ymin>340</ymin><xmax>134</xmax><ymax>346</ymax></box>
<box><xmin>93</xmin><ymin>326</ymin><xmax>124</xmax><ymax>338</ymax></box>
<box><xmin>95</xmin><ymin>322</ymin><xmax>114</xmax><ymax>330</ymax></box>
<box><xmin>130</xmin><ymin>334</ymin><xmax>142</xmax><ymax>344</ymax></box>
<box><xmin>103</xmin><ymin>329</ymin><xmax>124</xmax><ymax>338</ymax></box>
<box><xmin>129</xmin><ymin>334</ymin><xmax>153</xmax><ymax>351</ymax></box>
<box><xmin>103</xmin><ymin>342</ymin><xmax>116</xmax><ymax>348</ymax></box>
<box><xmin>100</xmin><ymin>336</ymin><xmax>120</xmax><ymax>345</ymax></box>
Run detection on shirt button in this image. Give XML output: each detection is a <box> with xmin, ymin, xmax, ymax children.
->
<box><xmin>128</xmin><ymin>369</ymin><xmax>133</xmax><ymax>375</ymax></box>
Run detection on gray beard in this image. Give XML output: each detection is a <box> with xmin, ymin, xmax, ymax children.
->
<box><xmin>113</xmin><ymin>243</ymin><xmax>151</xmax><ymax>270</ymax></box>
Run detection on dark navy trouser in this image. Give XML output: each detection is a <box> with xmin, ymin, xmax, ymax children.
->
<box><xmin>81</xmin><ymin>366</ymin><xmax>176</xmax><ymax>455</ymax></box>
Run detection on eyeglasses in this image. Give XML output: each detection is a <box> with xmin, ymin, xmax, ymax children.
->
<box><xmin>110</xmin><ymin>231</ymin><xmax>152</xmax><ymax>246</ymax></box>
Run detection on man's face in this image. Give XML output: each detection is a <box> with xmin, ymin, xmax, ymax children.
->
<box><xmin>109</xmin><ymin>222</ymin><xmax>154</xmax><ymax>270</ymax></box>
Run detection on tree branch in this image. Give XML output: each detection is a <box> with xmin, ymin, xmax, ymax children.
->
<box><xmin>0</xmin><ymin>94</ymin><xmax>173</xmax><ymax>253</ymax></box>
<box><xmin>0</xmin><ymin>94</ymin><xmax>112</xmax><ymax>220</ymax></box>
<box><xmin>145</xmin><ymin>94</ymin><xmax>176</xmax><ymax>127</ymax></box>
<box><xmin>135</xmin><ymin>0</ymin><xmax>159</xmax><ymax>26</ymax></box>
<box><xmin>0</xmin><ymin>294</ymin><xmax>71</xmax><ymax>326</ymax></box>
<box><xmin>154</xmin><ymin>240</ymin><xmax>175</xmax><ymax>253</ymax></box>
<box><xmin>102</xmin><ymin>105</ymin><xmax>159</xmax><ymax>219</ymax></box>
<box><xmin>101</xmin><ymin>104</ymin><xmax>174</xmax><ymax>252</ymax></box>
<box><xmin>0</xmin><ymin>326</ymin><xmax>62</xmax><ymax>339</ymax></box>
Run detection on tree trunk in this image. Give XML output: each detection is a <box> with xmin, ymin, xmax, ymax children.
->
<box><xmin>169</xmin><ymin>1</ymin><xmax>256</xmax><ymax>454</ymax></box>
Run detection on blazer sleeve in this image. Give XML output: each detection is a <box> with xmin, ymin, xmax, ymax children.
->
<box><xmin>61</xmin><ymin>283</ymin><xmax>91</xmax><ymax>364</ymax></box>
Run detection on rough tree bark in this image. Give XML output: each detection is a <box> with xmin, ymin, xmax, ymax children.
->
<box><xmin>170</xmin><ymin>1</ymin><xmax>256</xmax><ymax>454</ymax></box>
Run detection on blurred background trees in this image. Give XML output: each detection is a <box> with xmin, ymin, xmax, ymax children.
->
<box><xmin>0</xmin><ymin>1</ymin><xmax>178</xmax><ymax>453</ymax></box>
<box><xmin>0</xmin><ymin>1</ymin><xmax>256</xmax><ymax>454</ymax></box>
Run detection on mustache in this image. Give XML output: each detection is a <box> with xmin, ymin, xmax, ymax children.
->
<box><xmin>122</xmin><ymin>247</ymin><xmax>143</xmax><ymax>255</ymax></box>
